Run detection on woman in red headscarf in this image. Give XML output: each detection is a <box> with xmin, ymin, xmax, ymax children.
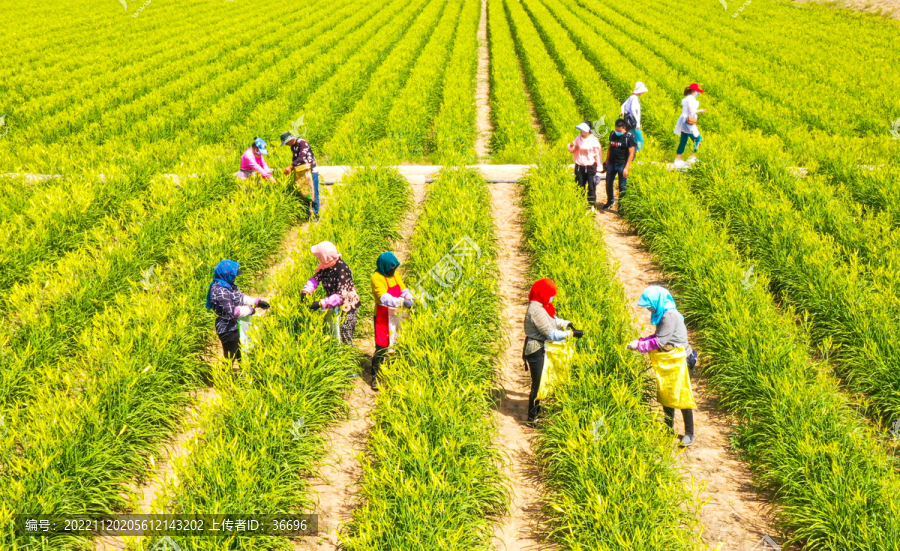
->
<box><xmin>522</xmin><ymin>278</ymin><xmax>583</xmax><ymax>423</ymax></box>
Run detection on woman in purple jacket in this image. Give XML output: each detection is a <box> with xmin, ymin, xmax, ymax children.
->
<box><xmin>206</xmin><ymin>259</ymin><xmax>269</xmax><ymax>363</ymax></box>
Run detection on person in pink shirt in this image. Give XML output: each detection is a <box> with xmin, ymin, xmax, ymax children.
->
<box><xmin>236</xmin><ymin>137</ymin><xmax>276</xmax><ymax>182</ymax></box>
<box><xmin>567</xmin><ymin>121</ymin><xmax>603</xmax><ymax>210</ymax></box>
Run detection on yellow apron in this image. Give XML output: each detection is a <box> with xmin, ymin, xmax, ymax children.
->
<box><xmin>649</xmin><ymin>346</ymin><xmax>696</xmax><ymax>409</ymax></box>
<box><xmin>536</xmin><ymin>340</ymin><xmax>575</xmax><ymax>401</ymax></box>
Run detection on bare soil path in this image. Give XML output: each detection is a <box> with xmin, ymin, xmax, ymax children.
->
<box><xmin>475</xmin><ymin>0</ymin><xmax>492</xmax><ymax>161</ymax></box>
<box><xmin>300</xmin><ymin>177</ymin><xmax>428</xmax><ymax>550</ymax></box>
<box><xmin>593</xmin><ymin>208</ymin><xmax>778</xmax><ymax>551</ymax></box>
<box><xmin>489</xmin><ymin>182</ymin><xmax>548</xmax><ymax>551</ymax></box>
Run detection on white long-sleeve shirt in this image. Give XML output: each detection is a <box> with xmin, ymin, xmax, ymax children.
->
<box><xmin>621</xmin><ymin>95</ymin><xmax>642</xmax><ymax>129</ymax></box>
<box><xmin>674</xmin><ymin>95</ymin><xmax>701</xmax><ymax>137</ymax></box>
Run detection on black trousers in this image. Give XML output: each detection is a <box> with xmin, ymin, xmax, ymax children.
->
<box><xmin>219</xmin><ymin>330</ymin><xmax>241</xmax><ymax>362</ymax></box>
<box><xmin>372</xmin><ymin>345</ymin><xmax>389</xmax><ymax>382</ymax></box>
<box><xmin>663</xmin><ymin>407</ymin><xmax>694</xmax><ymax>436</ymax></box>
<box><xmin>525</xmin><ymin>349</ymin><xmax>545</xmax><ymax>421</ymax></box>
<box><xmin>574</xmin><ymin>164</ymin><xmax>597</xmax><ymax>205</ymax></box>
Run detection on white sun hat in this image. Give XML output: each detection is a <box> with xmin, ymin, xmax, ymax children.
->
<box><xmin>575</xmin><ymin>122</ymin><xmax>591</xmax><ymax>133</ymax></box>
<box><xmin>633</xmin><ymin>82</ymin><xmax>649</xmax><ymax>94</ymax></box>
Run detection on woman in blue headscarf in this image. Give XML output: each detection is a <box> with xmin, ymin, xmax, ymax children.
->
<box><xmin>206</xmin><ymin>259</ymin><xmax>269</xmax><ymax>363</ymax></box>
<box><xmin>627</xmin><ymin>285</ymin><xmax>697</xmax><ymax>446</ymax></box>
<box><xmin>369</xmin><ymin>251</ymin><xmax>414</xmax><ymax>391</ymax></box>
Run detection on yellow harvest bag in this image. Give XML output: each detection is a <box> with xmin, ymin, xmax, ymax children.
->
<box><xmin>649</xmin><ymin>346</ymin><xmax>696</xmax><ymax>409</ymax></box>
<box><xmin>536</xmin><ymin>340</ymin><xmax>575</xmax><ymax>401</ymax></box>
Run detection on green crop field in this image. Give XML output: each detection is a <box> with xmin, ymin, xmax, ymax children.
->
<box><xmin>2</xmin><ymin>0</ymin><xmax>900</xmax><ymax>549</ymax></box>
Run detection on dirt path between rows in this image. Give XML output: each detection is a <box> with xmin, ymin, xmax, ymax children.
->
<box><xmin>593</xmin><ymin>208</ymin><xmax>778</xmax><ymax>551</ymax></box>
<box><xmin>475</xmin><ymin>0</ymin><xmax>492</xmax><ymax>161</ymax></box>
<box><xmin>300</xmin><ymin>178</ymin><xmax>427</xmax><ymax>550</ymax></box>
<box><xmin>489</xmin><ymin>182</ymin><xmax>548</xmax><ymax>551</ymax></box>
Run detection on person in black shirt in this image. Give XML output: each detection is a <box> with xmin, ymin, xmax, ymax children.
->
<box><xmin>602</xmin><ymin>119</ymin><xmax>637</xmax><ymax>211</ymax></box>
<box><xmin>280</xmin><ymin>132</ymin><xmax>320</xmax><ymax>217</ymax></box>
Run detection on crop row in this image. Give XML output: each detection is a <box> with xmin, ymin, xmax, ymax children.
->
<box><xmin>343</xmin><ymin>168</ymin><xmax>505</xmax><ymax>549</ymax></box>
<box><xmin>621</xmin><ymin>158</ymin><xmax>900</xmax><ymax>549</ymax></box>
<box><xmin>522</xmin><ymin>164</ymin><xmax>703</xmax><ymax>550</ymax></box>
<box><xmin>431</xmin><ymin>0</ymin><xmax>482</xmax><ymax>165</ymax></box>
<box><xmin>503</xmin><ymin>0</ymin><xmax>580</xmax><ymax>156</ymax></box>
<box><xmin>486</xmin><ymin>0</ymin><xmax>541</xmax><ymax>163</ymax></box>
<box><xmin>380</xmin><ymin>0</ymin><xmax>472</xmax><ymax>161</ymax></box>
<box><xmin>323</xmin><ymin>0</ymin><xmax>456</xmax><ymax>164</ymax></box>
<box><xmin>0</xmin><ymin>169</ymin><xmax>154</xmax><ymax>292</ymax></box>
<box><xmin>0</xmin><ymin>167</ymin><xmax>301</xmax><ymax>549</ymax></box>
<box><xmin>0</xmin><ymin>169</ymin><xmax>237</xmax><ymax>409</ymax></box>
<box><xmin>160</xmin><ymin>168</ymin><xmax>411</xmax><ymax>550</ymax></box>
<box><xmin>685</xmin><ymin>141</ymin><xmax>900</xmax><ymax>422</ymax></box>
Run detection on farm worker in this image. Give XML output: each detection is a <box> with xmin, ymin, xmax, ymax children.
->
<box><xmin>621</xmin><ymin>81</ymin><xmax>648</xmax><ymax>152</ymax></box>
<box><xmin>280</xmin><ymin>131</ymin><xmax>320</xmax><ymax>217</ymax></box>
<box><xmin>369</xmin><ymin>251</ymin><xmax>415</xmax><ymax>391</ymax></box>
<box><xmin>567</xmin><ymin>121</ymin><xmax>603</xmax><ymax>211</ymax></box>
<box><xmin>205</xmin><ymin>259</ymin><xmax>270</xmax><ymax>364</ymax></box>
<box><xmin>627</xmin><ymin>286</ymin><xmax>696</xmax><ymax>446</ymax></box>
<box><xmin>302</xmin><ymin>241</ymin><xmax>361</xmax><ymax>344</ymax></box>
<box><xmin>236</xmin><ymin>137</ymin><xmax>276</xmax><ymax>182</ymax></box>
<box><xmin>673</xmin><ymin>83</ymin><xmax>707</xmax><ymax>169</ymax></box>
<box><xmin>522</xmin><ymin>278</ymin><xmax>583</xmax><ymax>423</ymax></box>
<box><xmin>602</xmin><ymin>118</ymin><xmax>637</xmax><ymax>212</ymax></box>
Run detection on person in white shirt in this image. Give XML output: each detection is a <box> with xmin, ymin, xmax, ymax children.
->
<box><xmin>673</xmin><ymin>83</ymin><xmax>707</xmax><ymax>169</ymax></box>
<box><xmin>621</xmin><ymin>82</ymin><xmax>648</xmax><ymax>153</ymax></box>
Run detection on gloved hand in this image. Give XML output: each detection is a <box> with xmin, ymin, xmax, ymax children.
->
<box><xmin>257</xmin><ymin>300</ymin><xmax>270</xmax><ymax>309</ymax></box>
<box><xmin>567</xmin><ymin>322</ymin><xmax>577</xmax><ymax>330</ymax></box>
<box><xmin>626</xmin><ymin>339</ymin><xmax>639</xmax><ymax>350</ymax></box>
<box><xmin>573</xmin><ymin>330</ymin><xmax>584</xmax><ymax>339</ymax></box>
<box><xmin>403</xmin><ymin>298</ymin><xmax>413</xmax><ymax>308</ymax></box>
<box><xmin>309</xmin><ymin>302</ymin><xmax>322</xmax><ymax>311</ymax></box>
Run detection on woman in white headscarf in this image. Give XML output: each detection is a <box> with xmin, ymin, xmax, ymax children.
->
<box><xmin>301</xmin><ymin>241</ymin><xmax>361</xmax><ymax>343</ymax></box>
<box><xmin>621</xmin><ymin>82</ymin><xmax>648</xmax><ymax>153</ymax></box>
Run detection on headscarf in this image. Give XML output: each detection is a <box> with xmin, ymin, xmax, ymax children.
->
<box><xmin>528</xmin><ymin>278</ymin><xmax>557</xmax><ymax>318</ymax></box>
<box><xmin>206</xmin><ymin>259</ymin><xmax>240</xmax><ymax>309</ymax></box>
<box><xmin>376</xmin><ymin>251</ymin><xmax>400</xmax><ymax>277</ymax></box>
<box><xmin>311</xmin><ymin>241</ymin><xmax>341</xmax><ymax>272</ymax></box>
<box><xmin>638</xmin><ymin>285</ymin><xmax>678</xmax><ymax>326</ymax></box>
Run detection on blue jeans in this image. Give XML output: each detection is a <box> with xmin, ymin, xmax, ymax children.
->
<box><xmin>312</xmin><ymin>172</ymin><xmax>320</xmax><ymax>216</ymax></box>
<box><xmin>632</xmin><ymin>128</ymin><xmax>644</xmax><ymax>152</ymax></box>
<box><xmin>605</xmin><ymin>164</ymin><xmax>627</xmax><ymax>205</ymax></box>
<box><xmin>677</xmin><ymin>132</ymin><xmax>702</xmax><ymax>155</ymax></box>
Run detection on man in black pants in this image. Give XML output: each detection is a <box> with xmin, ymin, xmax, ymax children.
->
<box><xmin>602</xmin><ymin>119</ymin><xmax>637</xmax><ymax>211</ymax></box>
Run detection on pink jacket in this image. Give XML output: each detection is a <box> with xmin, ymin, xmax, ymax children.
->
<box><xmin>567</xmin><ymin>134</ymin><xmax>602</xmax><ymax>167</ymax></box>
<box><xmin>239</xmin><ymin>148</ymin><xmax>272</xmax><ymax>179</ymax></box>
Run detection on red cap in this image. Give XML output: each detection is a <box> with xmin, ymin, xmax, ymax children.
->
<box><xmin>689</xmin><ymin>83</ymin><xmax>705</xmax><ymax>93</ymax></box>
